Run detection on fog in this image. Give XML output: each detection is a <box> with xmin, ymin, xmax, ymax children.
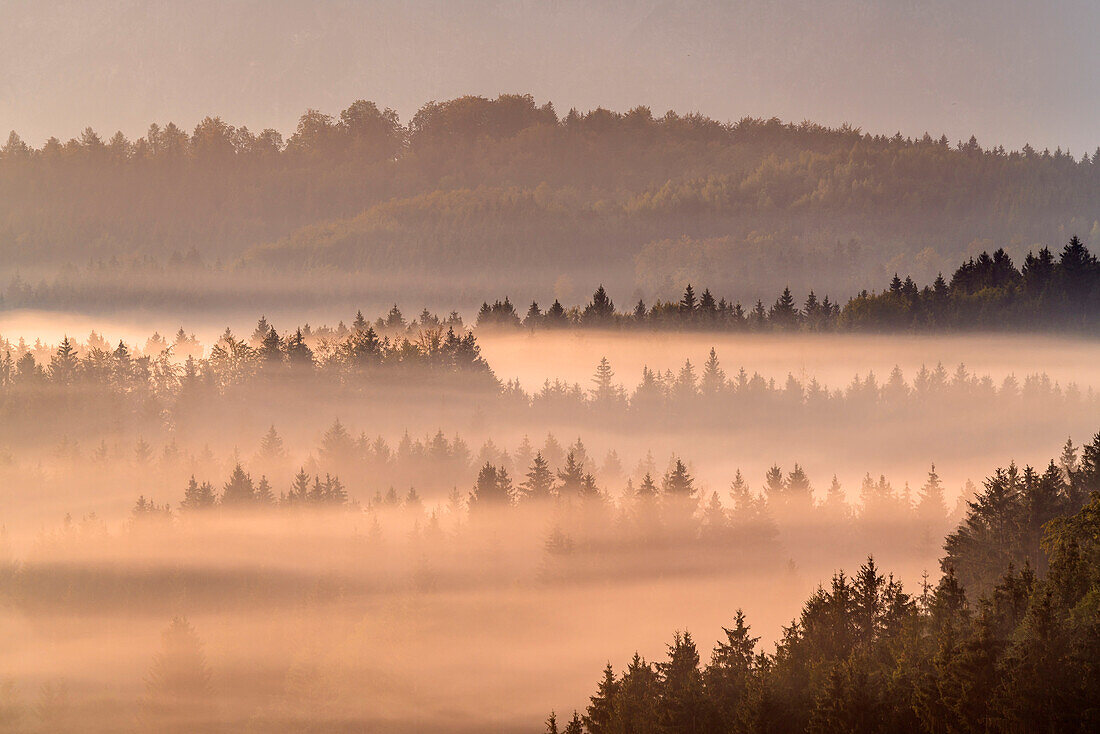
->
<box><xmin>479</xmin><ymin>329</ymin><xmax>1100</xmax><ymax>392</ymax></box>
<box><xmin>0</xmin><ymin>314</ymin><xmax>1095</xmax><ymax>730</ymax></box>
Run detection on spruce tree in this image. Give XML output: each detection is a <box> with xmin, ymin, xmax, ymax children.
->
<box><xmin>786</xmin><ymin>464</ymin><xmax>813</xmax><ymax>508</ymax></box>
<box><xmin>915</xmin><ymin>464</ymin><xmax>948</xmax><ymax>530</ymax></box>
<box><xmin>255</xmin><ymin>476</ymin><xmax>275</xmax><ymax>504</ymax></box>
<box><xmin>584</xmin><ymin>285</ymin><xmax>615</xmax><ymax>324</ymax></box>
<box><xmin>769</xmin><ymin>287</ymin><xmax>800</xmax><ymax>330</ymax></box>
<box><xmin>259</xmin><ymin>327</ymin><xmax>283</xmax><ymax>366</ymax></box>
<box><xmin>259</xmin><ymin>425</ymin><xmax>285</xmax><ymax>459</ymax></box>
<box><xmin>522</xmin><ymin>452</ymin><xmax>554</xmax><ymax>500</ymax></box>
<box><xmin>286</xmin><ymin>468</ymin><xmax>310</xmax><ymax>505</ymax></box>
<box><xmin>557</xmin><ymin>452</ymin><xmax>586</xmax><ymax>497</ymax></box>
<box><xmin>180</xmin><ymin>476</ymin><xmax>216</xmax><ymax>511</ymax></box>
<box><xmin>590</xmin><ymin>357</ymin><xmax>620</xmax><ymax>403</ymax></box>
<box><xmin>48</xmin><ymin>336</ymin><xmax>79</xmax><ymax>385</ymax></box>
<box><xmin>700</xmin><ymin>348</ymin><xmax>725</xmax><ymax>395</ymax></box>
<box><xmin>583</xmin><ymin>663</ymin><xmax>619</xmax><ymax>734</ymax></box>
<box><xmin>524</xmin><ymin>301</ymin><xmax>543</xmax><ymax>326</ymax></box>
<box><xmin>249</xmin><ymin>315</ymin><xmax>272</xmax><ymax>346</ymax></box>
<box><xmin>679</xmin><ymin>284</ymin><xmax>697</xmax><ymax>314</ymax></box>
<box><xmin>284</xmin><ymin>328</ymin><xmax>313</xmax><ymax>368</ymax></box>
<box><xmin>698</xmin><ymin>288</ymin><xmax>717</xmax><ymax>317</ymax></box>
<box><xmin>220</xmin><ymin>464</ymin><xmax>255</xmax><ymax>505</ymax></box>
<box><xmin>141</xmin><ymin>617</ymin><xmax>213</xmax><ymax>734</ymax></box>
<box><xmin>469</xmin><ymin>463</ymin><xmax>512</xmax><ymax>510</ymax></box>
<box><xmin>705</xmin><ymin>610</ymin><xmax>759</xmax><ymax>730</ymax></box>
<box><xmin>655</xmin><ymin>632</ymin><xmax>707</xmax><ymax>733</ymax></box>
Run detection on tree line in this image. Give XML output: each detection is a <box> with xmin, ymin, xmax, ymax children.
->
<box><xmin>125</xmin><ymin>430</ymin><xmax>1100</xmax><ymax>589</ymax></box>
<box><xmin>1</xmin><ymin>313</ymin><xmax>1094</xmax><ymax>456</ymax></box>
<box><xmin>547</xmin><ymin>433</ymin><xmax>1100</xmax><ymax>733</ymax></box>
<box><xmin>478</xmin><ymin>236</ymin><xmax>1099</xmax><ymax>332</ymax></box>
<box><xmin>2</xmin><ymin>94</ymin><xmax>1097</xmax><ymax>304</ymax></box>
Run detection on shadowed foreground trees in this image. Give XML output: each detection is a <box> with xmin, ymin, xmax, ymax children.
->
<box><xmin>551</xmin><ymin>436</ymin><xmax>1100</xmax><ymax>733</ymax></box>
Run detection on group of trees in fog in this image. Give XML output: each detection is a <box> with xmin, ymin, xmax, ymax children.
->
<box><xmin>9</xmin><ymin>430</ymin><xmax>1097</xmax><ymax>733</ymax></box>
<box><xmin>133</xmin><ymin>464</ymin><xmax>351</xmax><ymax>518</ymax></box>
<box><xmin>123</xmin><ymin>431</ymin><xmax>1100</xmax><ymax>590</ymax></box>
<box><xmin>1</xmin><ymin>309</ymin><xmax>1094</xmax><ymax>451</ymax></box>
<box><xmin>2</xmin><ymin>94</ymin><xmax>1098</xmax><ymax>304</ymax></box>
<box><xmin>551</xmin><ymin>435</ymin><xmax>1100</xmax><ymax>733</ymax></box>
<box><xmin>478</xmin><ymin>236</ymin><xmax>1099</xmax><ymax>332</ymax></box>
<box><xmin>0</xmin><ymin>312</ymin><xmax>495</xmax><ymax>445</ymax></box>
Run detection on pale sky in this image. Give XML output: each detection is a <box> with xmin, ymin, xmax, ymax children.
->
<box><xmin>2</xmin><ymin>0</ymin><xmax>1098</xmax><ymax>154</ymax></box>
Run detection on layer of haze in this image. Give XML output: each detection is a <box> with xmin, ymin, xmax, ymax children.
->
<box><xmin>1</xmin><ymin>319</ymin><xmax>1096</xmax><ymax>730</ymax></box>
<box><xmin>3</xmin><ymin>0</ymin><xmax>1099</xmax><ymax>153</ymax></box>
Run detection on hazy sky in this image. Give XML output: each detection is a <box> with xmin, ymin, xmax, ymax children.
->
<box><xmin>2</xmin><ymin>0</ymin><xmax>1098</xmax><ymax>154</ymax></box>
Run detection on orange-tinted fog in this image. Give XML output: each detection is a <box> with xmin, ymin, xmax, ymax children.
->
<box><xmin>0</xmin><ymin>322</ymin><xmax>1096</xmax><ymax>731</ymax></box>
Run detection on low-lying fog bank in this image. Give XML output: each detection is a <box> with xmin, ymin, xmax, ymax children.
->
<box><xmin>478</xmin><ymin>329</ymin><xmax>1100</xmax><ymax>393</ymax></box>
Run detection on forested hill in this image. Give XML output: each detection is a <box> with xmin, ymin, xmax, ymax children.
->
<box><xmin>2</xmin><ymin>94</ymin><xmax>1099</xmax><ymax>303</ymax></box>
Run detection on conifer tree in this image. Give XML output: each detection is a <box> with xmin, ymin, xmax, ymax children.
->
<box><xmin>769</xmin><ymin>287</ymin><xmax>800</xmax><ymax>330</ymax></box>
<box><xmin>255</xmin><ymin>476</ymin><xmax>275</xmax><ymax>504</ymax></box>
<box><xmin>786</xmin><ymin>464</ymin><xmax>813</xmax><ymax>508</ymax></box>
<box><xmin>705</xmin><ymin>610</ymin><xmax>758</xmax><ymax>730</ymax></box>
<box><xmin>701</xmin><ymin>491</ymin><xmax>728</xmax><ymax>538</ymax></box>
<box><xmin>583</xmin><ymin>663</ymin><xmax>619</xmax><ymax>734</ymax></box>
<box><xmin>700</xmin><ymin>348</ymin><xmax>725</xmax><ymax>395</ymax></box>
<box><xmin>284</xmin><ymin>328</ymin><xmax>313</xmax><ymax>367</ymax></box>
<box><xmin>616</xmin><ymin>653</ymin><xmax>659</xmax><ymax>733</ymax></box>
<box><xmin>522</xmin><ymin>452</ymin><xmax>555</xmax><ymax>500</ymax></box>
<box><xmin>469</xmin><ymin>463</ymin><xmax>512</xmax><ymax>510</ymax></box>
<box><xmin>524</xmin><ymin>301</ymin><xmax>543</xmax><ymax>326</ymax></box>
<box><xmin>638</xmin><ymin>472</ymin><xmax>658</xmax><ymax>500</ymax></box>
<box><xmin>220</xmin><ymin>464</ymin><xmax>255</xmax><ymax>505</ymax></box>
<box><xmin>584</xmin><ymin>285</ymin><xmax>615</xmax><ymax>324</ymax></box>
<box><xmin>698</xmin><ymin>288</ymin><xmax>717</xmax><ymax>317</ymax></box>
<box><xmin>48</xmin><ymin>336</ymin><xmax>80</xmax><ymax>385</ymax></box>
<box><xmin>673</xmin><ymin>359</ymin><xmax>697</xmax><ymax>399</ymax></box>
<box><xmin>259</xmin><ymin>425</ymin><xmax>285</xmax><ymax>459</ymax></box>
<box><xmin>590</xmin><ymin>357</ymin><xmax>621</xmax><ymax>403</ymax></box>
<box><xmin>141</xmin><ymin>617</ymin><xmax>213</xmax><ymax>734</ymax></box>
<box><xmin>249</xmin><ymin>316</ymin><xmax>271</xmax><ymax>346</ymax></box>
<box><xmin>545</xmin><ymin>299</ymin><xmax>568</xmax><ymax>326</ymax></box>
<box><xmin>820</xmin><ymin>475</ymin><xmax>851</xmax><ymax>522</ymax></box>
<box><xmin>662</xmin><ymin>459</ymin><xmax>695</xmax><ymax>499</ymax></box>
<box><xmin>763</xmin><ymin>465</ymin><xmax>786</xmax><ymax>507</ymax></box>
<box><xmin>655</xmin><ymin>632</ymin><xmax>707</xmax><ymax>733</ymax></box>
<box><xmin>259</xmin><ymin>327</ymin><xmax>282</xmax><ymax>366</ymax></box>
<box><xmin>180</xmin><ymin>476</ymin><xmax>216</xmax><ymax>511</ymax></box>
<box><xmin>679</xmin><ymin>284</ymin><xmax>697</xmax><ymax>313</ymax></box>
<box><xmin>916</xmin><ymin>464</ymin><xmax>948</xmax><ymax>529</ymax></box>
<box><xmin>286</xmin><ymin>468</ymin><xmax>310</xmax><ymax>505</ymax></box>
<box><xmin>557</xmin><ymin>452</ymin><xmax>586</xmax><ymax>497</ymax></box>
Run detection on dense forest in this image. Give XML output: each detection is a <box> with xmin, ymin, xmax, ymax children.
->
<box><xmin>549</xmin><ymin>437</ymin><xmax>1100</xmax><ymax>733</ymax></box>
<box><xmin>2</xmin><ymin>94</ymin><xmax>1098</xmax><ymax>307</ymax></box>
<box><xmin>476</xmin><ymin>236</ymin><xmax>1100</xmax><ymax>332</ymax></box>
